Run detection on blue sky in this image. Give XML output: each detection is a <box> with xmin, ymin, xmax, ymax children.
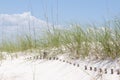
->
<box><xmin>0</xmin><ymin>0</ymin><xmax>120</xmax><ymax>25</ymax></box>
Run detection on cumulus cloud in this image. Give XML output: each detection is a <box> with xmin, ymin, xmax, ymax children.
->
<box><xmin>0</xmin><ymin>12</ymin><xmax>52</xmax><ymax>40</ymax></box>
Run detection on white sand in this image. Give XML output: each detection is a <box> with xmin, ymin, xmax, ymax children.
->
<box><xmin>0</xmin><ymin>56</ymin><xmax>120</xmax><ymax>80</ymax></box>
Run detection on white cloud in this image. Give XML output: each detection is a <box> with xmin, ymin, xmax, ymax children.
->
<box><xmin>0</xmin><ymin>12</ymin><xmax>52</xmax><ymax>40</ymax></box>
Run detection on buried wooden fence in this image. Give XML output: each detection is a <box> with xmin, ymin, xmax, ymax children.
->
<box><xmin>25</xmin><ymin>55</ymin><xmax>120</xmax><ymax>75</ymax></box>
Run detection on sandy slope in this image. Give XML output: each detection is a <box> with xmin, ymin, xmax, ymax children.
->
<box><xmin>0</xmin><ymin>57</ymin><xmax>120</xmax><ymax>80</ymax></box>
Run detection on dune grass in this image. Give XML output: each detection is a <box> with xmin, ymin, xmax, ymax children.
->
<box><xmin>0</xmin><ymin>18</ymin><xmax>120</xmax><ymax>60</ymax></box>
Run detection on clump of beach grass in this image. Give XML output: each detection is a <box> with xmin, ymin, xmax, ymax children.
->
<box><xmin>0</xmin><ymin>17</ymin><xmax>120</xmax><ymax>60</ymax></box>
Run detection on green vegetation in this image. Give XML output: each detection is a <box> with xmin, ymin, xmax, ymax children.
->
<box><xmin>0</xmin><ymin>18</ymin><xmax>120</xmax><ymax>60</ymax></box>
